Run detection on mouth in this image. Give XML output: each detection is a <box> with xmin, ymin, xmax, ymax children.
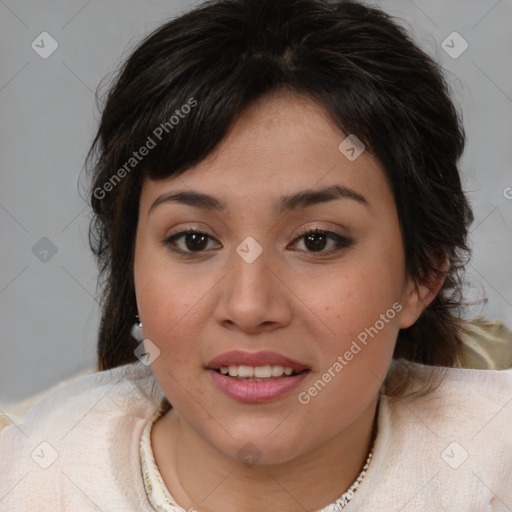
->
<box><xmin>204</xmin><ymin>350</ymin><xmax>311</xmax><ymax>403</ymax></box>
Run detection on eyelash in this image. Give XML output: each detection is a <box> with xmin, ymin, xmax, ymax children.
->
<box><xmin>162</xmin><ymin>227</ymin><xmax>353</xmax><ymax>258</ymax></box>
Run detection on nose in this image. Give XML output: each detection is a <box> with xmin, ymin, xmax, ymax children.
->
<box><xmin>213</xmin><ymin>244</ymin><xmax>292</xmax><ymax>334</ymax></box>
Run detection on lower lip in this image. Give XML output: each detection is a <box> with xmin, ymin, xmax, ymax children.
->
<box><xmin>207</xmin><ymin>369</ymin><xmax>310</xmax><ymax>403</ymax></box>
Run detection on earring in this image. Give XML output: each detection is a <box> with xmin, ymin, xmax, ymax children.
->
<box><xmin>131</xmin><ymin>314</ymin><xmax>143</xmax><ymax>342</ymax></box>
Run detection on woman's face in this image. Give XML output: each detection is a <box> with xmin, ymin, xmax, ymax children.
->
<box><xmin>133</xmin><ymin>92</ymin><xmax>426</xmax><ymax>464</ymax></box>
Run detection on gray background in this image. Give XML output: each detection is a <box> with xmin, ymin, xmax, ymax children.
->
<box><xmin>0</xmin><ymin>0</ymin><xmax>511</xmax><ymax>404</ymax></box>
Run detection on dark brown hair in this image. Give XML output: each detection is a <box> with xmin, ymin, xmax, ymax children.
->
<box><xmin>86</xmin><ymin>0</ymin><xmax>474</xmax><ymax>395</ymax></box>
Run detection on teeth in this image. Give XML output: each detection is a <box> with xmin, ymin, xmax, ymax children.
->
<box><xmin>238</xmin><ymin>365</ymin><xmax>254</xmax><ymax>378</ymax></box>
<box><xmin>272</xmin><ymin>365</ymin><xmax>284</xmax><ymax>377</ymax></box>
<box><xmin>254</xmin><ymin>365</ymin><xmax>272</xmax><ymax>378</ymax></box>
<box><xmin>218</xmin><ymin>365</ymin><xmax>297</xmax><ymax>378</ymax></box>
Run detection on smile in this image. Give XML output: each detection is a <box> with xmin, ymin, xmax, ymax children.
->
<box><xmin>205</xmin><ymin>350</ymin><xmax>311</xmax><ymax>402</ymax></box>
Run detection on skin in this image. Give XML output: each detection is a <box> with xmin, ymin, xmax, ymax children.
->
<box><xmin>133</xmin><ymin>91</ymin><xmax>445</xmax><ymax>512</ymax></box>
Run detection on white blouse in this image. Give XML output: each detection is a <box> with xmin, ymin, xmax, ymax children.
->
<box><xmin>1</xmin><ymin>360</ymin><xmax>511</xmax><ymax>511</ymax></box>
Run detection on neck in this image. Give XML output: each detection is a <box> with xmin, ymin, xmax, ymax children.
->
<box><xmin>151</xmin><ymin>396</ymin><xmax>379</xmax><ymax>512</ymax></box>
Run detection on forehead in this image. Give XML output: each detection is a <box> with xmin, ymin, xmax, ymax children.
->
<box><xmin>139</xmin><ymin>92</ymin><xmax>389</xmax><ymax>211</ymax></box>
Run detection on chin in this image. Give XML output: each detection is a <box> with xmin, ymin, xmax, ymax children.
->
<box><xmin>209</xmin><ymin>428</ymin><xmax>307</xmax><ymax>467</ymax></box>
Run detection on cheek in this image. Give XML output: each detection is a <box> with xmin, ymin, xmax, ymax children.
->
<box><xmin>294</xmin><ymin>236</ymin><xmax>405</xmax><ymax>384</ymax></box>
<box><xmin>136</xmin><ymin>272</ymin><xmax>204</xmax><ymax>349</ymax></box>
<box><xmin>134</xmin><ymin>264</ymin><xmax>209</xmax><ymax>407</ymax></box>
<box><xmin>312</xmin><ymin>280</ymin><xmax>400</xmax><ymax>384</ymax></box>
<box><xmin>294</xmin><ymin>266</ymin><xmax>402</xmax><ymax>433</ymax></box>
<box><xmin>133</xmin><ymin>244</ymin><xmax>224</xmax><ymax>374</ymax></box>
<box><xmin>296</xmin><ymin>250</ymin><xmax>404</xmax><ymax>339</ymax></box>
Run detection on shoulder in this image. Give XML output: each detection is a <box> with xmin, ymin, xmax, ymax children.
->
<box><xmin>385</xmin><ymin>360</ymin><xmax>512</xmax><ymax>451</ymax></box>
<box><xmin>0</xmin><ymin>366</ymin><xmax>97</xmax><ymax>430</ymax></box>
<box><xmin>0</xmin><ymin>362</ymin><xmax>164</xmax><ymax>510</ymax></box>
<box><xmin>393</xmin><ymin>361</ymin><xmax>512</xmax><ymax>433</ymax></box>
<box><xmin>2</xmin><ymin>361</ymin><xmax>163</xmax><ymax>435</ymax></box>
<box><xmin>374</xmin><ymin>361</ymin><xmax>512</xmax><ymax>508</ymax></box>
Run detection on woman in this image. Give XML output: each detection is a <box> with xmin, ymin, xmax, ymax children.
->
<box><xmin>1</xmin><ymin>0</ymin><xmax>511</xmax><ymax>510</ymax></box>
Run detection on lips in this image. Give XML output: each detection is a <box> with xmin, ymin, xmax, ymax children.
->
<box><xmin>205</xmin><ymin>350</ymin><xmax>310</xmax><ymax>372</ymax></box>
<box><xmin>207</xmin><ymin>369</ymin><xmax>309</xmax><ymax>403</ymax></box>
<box><xmin>205</xmin><ymin>350</ymin><xmax>311</xmax><ymax>403</ymax></box>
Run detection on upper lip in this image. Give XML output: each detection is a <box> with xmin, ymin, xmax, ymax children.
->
<box><xmin>206</xmin><ymin>350</ymin><xmax>310</xmax><ymax>372</ymax></box>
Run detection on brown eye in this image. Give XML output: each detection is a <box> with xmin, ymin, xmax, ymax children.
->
<box><xmin>291</xmin><ymin>228</ymin><xmax>353</xmax><ymax>255</ymax></box>
<box><xmin>163</xmin><ymin>229</ymin><xmax>220</xmax><ymax>254</ymax></box>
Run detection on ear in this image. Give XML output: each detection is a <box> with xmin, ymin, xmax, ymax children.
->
<box><xmin>399</xmin><ymin>252</ymin><xmax>450</xmax><ymax>329</ymax></box>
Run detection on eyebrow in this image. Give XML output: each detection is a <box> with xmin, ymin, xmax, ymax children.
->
<box><xmin>148</xmin><ymin>184</ymin><xmax>369</xmax><ymax>215</ymax></box>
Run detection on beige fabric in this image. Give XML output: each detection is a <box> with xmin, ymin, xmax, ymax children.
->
<box><xmin>457</xmin><ymin>316</ymin><xmax>512</xmax><ymax>370</ymax></box>
<box><xmin>1</xmin><ymin>358</ymin><xmax>511</xmax><ymax>511</ymax></box>
<box><xmin>0</xmin><ymin>367</ymin><xmax>96</xmax><ymax>431</ymax></box>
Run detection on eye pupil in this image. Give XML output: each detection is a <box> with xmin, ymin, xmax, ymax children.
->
<box><xmin>304</xmin><ymin>232</ymin><xmax>327</xmax><ymax>252</ymax></box>
<box><xmin>185</xmin><ymin>232</ymin><xmax>208</xmax><ymax>251</ymax></box>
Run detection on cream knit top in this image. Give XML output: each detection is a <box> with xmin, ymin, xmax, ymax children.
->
<box><xmin>1</xmin><ymin>360</ymin><xmax>511</xmax><ymax>511</ymax></box>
